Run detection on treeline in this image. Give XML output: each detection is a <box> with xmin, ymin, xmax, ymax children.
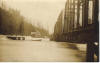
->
<box><xmin>0</xmin><ymin>3</ymin><xmax>49</xmax><ymax>36</ymax></box>
<box><xmin>36</xmin><ymin>26</ymin><xmax>49</xmax><ymax>37</ymax></box>
<box><xmin>0</xmin><ymin>7</ymin><xmax>35</xmax><ymax>35</ymax></box>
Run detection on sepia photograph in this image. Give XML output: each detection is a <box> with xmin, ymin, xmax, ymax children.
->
<box><xmin>0</xmin><ymin>0</ymin><xmax>99</xmax><ymax>62</ymax></box>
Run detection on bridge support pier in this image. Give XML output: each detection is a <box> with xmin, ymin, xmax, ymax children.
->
<box><xmin>86</xmin><ymin>42</ymin><xmax>94</xmax><ymax>62</ymax></box>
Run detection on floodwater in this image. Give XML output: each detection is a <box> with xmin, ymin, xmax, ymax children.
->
<box><xmin>0</xmin><ymin>38</ymin><xmax>86</xmax><ymax>62</ymax></box>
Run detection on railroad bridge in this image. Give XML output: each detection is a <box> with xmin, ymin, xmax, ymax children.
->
<box><xmin>53</xmin><ymin>0</ymin><xmax>99</xmax><ymax>62</ymax></box>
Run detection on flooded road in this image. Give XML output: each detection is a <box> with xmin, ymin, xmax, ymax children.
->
<box><xmin>0</xmin><ymin>39</ymin><xmax>86</xmax><ymax>62</ymax></box>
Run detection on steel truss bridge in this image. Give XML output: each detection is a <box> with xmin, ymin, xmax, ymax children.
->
<box><xmin>53</xmin><ymin>0</ymin><xmax>99</xmax><ymax>62</ymax></box>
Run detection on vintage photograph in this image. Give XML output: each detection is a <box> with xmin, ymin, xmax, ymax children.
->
<box><xmin>0</xmin><ymin>0</ymin><xmax>99</xmax><ymax>62</ymax></box>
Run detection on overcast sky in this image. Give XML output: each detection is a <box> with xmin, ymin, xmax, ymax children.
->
<box><xmin>3</xmin><ymin>0</ymin><xmax>66</xmax><ymax>34</ymax></box>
